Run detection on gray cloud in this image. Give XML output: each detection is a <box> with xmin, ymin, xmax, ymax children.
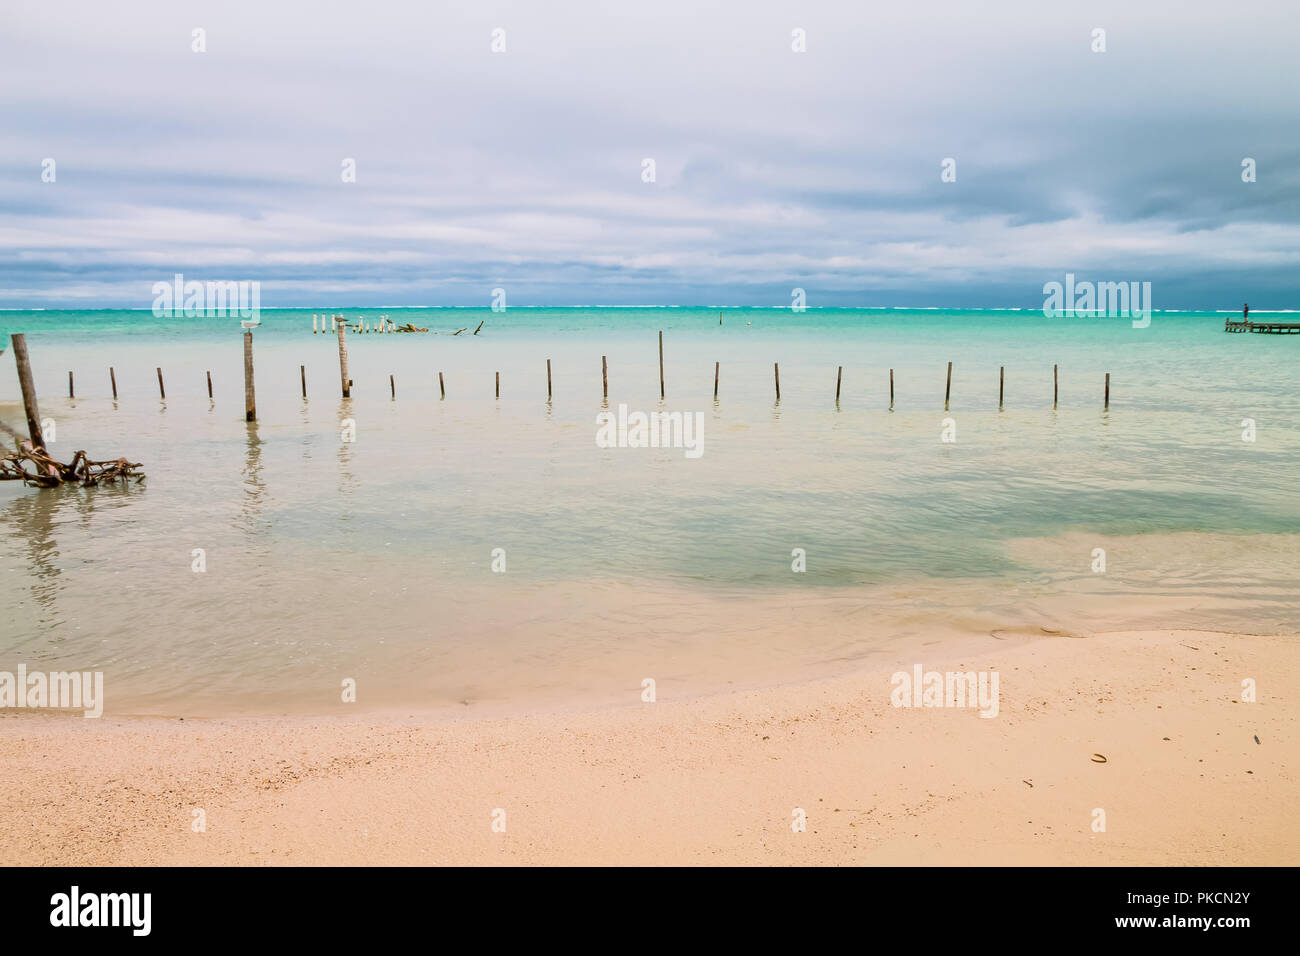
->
<box><xmin>2</xmin><ymin>0</ymin><xmax>1297</xmax><ymax>308</ymax></box>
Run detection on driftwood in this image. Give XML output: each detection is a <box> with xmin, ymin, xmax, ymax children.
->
<box><xmin>392</xmin><ymin>323</ymin><xmax>429</xmax><ymax>333</ymax></box>
<box><xmin>452</xmin><ymin>327</ymin><xmax>467</xmax><ymax>335</ymax></box>
<box><xmin>473</xmin><ymin>320</ymin><xmax>485</xmax><ymax>335</ymax></box>
<box><xmin>0</xmin><ymin>422</ymin><xmax>143</xmax><ymax>488</ymax></box>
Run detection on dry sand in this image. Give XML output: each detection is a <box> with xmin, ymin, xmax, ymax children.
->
<box><xmin>0</xmin><ymin>627</ymin><xmax>1294</xmax><ymax>865</ymax></box>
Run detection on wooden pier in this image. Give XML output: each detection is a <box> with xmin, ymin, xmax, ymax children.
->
<box><xmin>1225</xmin><ymin>319</ymin><xmax>1300</xmax><ymax>334</ymax></box>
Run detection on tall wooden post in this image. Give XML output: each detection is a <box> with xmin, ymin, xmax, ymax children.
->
<box><xmin>439</xmin><ymin>371</ymin><xmax>445</xmax><ymax>399</ymax></box>
<box><xmin>774</xmin><ymin>362</ymin><xmax>780</xmax><ymax>402</ymax></box>
<box><xmin>206</xmin><ymin>370</ymin><xmax>213</xmax><ymax>400</ymax></box>
<box><xmin>836</xmin><ymin>366</ymin><xmax>842</xmax><ymax>403</ymax></box>
<box><xmin>337</xmin><ymin>318</ymin><xmax>351</xmax><ymax>398</ymax></box>
<box><xmin>1104</xmin><ymin>373</ymin><xmax>1110</xmax><ymax>409</ymax></box>
<box><xmin>889</xmin><ymin>368</ymin><xmax>894</xmax><ymax>409</ymax></box>
<box><xmin>547</xmin><ymin>359</ymin><xmax>552</xmax><ymax>400</ymax></box>
<box><xmin>714</xmin><ymin>361</ymin><xmax>719</xmax><ymax>400</ymax></box>
<box><xmin>1053</xmin><ymin>364</ymin><xmax>1058</xmax><ymax>408</ymax></box>
<box><xmin>68</xmin><ymin>371</ymin><xmax>74</xmax><ymax>398</ymax></box>
<box><xmin>495</xmin><ymin>371</ymin><xmax>500</xmax><ymax>399</ymax></box>
<box><xmin>157</xmin><ymin>367</ymin><xmax>165</xmax><ymax>400</ymax></box>
<box><xmin>999</xmin><ymin>366</ymin><xmax>1004</xmax><ymax>408</ymax></box>
<box><xmin>390</xmin><ymin>374</ymin><xmax>396</xmax><ymax>399</ymax></box>
<box><xmin>243</xmin><ymin>331</ymin><xmax>256</xmax><ymax>422</ymax></box>
<box><xmin>944</xmin><ymin>361</ymin><xmax>952</xmax><ymax>409</ymax></box>
<box><xmin>602</xmin><ymin>356</ymin><xmax>608</xmax><ymax>399</ymax></box>
<box><xmin>658</xmin><ymin>330</ymin><xmax>664</xmax><ymax>399</ymax></box>
<box><xmin>110</xmin><ymin>367</ymin><xmax>117</xmax><ymax>400</ymax></box>
<box><xmin>301</xmin><ymin>365</ymin><xmax>307</xmax><ymax>398</ymax></box>
<box><xmin>10</xmin><ymin>334</ymin><xmax>46</xmax><ymax>449</ymax></box>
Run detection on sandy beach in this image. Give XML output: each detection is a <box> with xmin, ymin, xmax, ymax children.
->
<box><xmin>1</xmin><ymin>626</ymin><xmax>1293</xmax><ymax>866</ymax></box>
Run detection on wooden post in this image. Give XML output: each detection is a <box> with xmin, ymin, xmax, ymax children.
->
<box><xmin>68</xmin><ymin>371</ymin><xmax>74</xmax><ymax>399</ymax></box>
<box><xmin>774</xmin><ymin>362</ymin><xmax>780</xmax><ymax>401</ymax></box>
<box><xmin>714</xmin><ymin>361</ymin><xmax>719</xmax><ymax>400</ymax></box>
<box><xmin>110</xmin><ymin>367</ymin><xmax>117</xmax><ymax>400</ymax></box>
<box><xmin>836</xmin><ymin>366</ymin><xmax>842</xmax><ymax>403</ymax></box>
<box><xmin>889</xmin><ymin>368</ymin><xmax>894</xmax><ymax>409</ymax></box>
<box><xmin>944</xmin><ymin>361</ymin><xmax>952</xmax><ymax>409</ymax></box>
<box><xmin>547</xmin><ymin>359</ymin><xmax>552</xmax><ymax>399</ymax></box>
<box><xmin>602</xmin><ymin>356</ymin><xmax>608</xmax><ymax>399</ymax></box>
<box><xmin>337</xmin><ymin>320</ymin><xmax>350</xmax><ymax>398</ymax></box>
<box><xmin>206</xmin><ymin>370</ymin><xmax>213</xmax><ymax>400</ymax></box>
<box><xmin>495</xmin><ymin>371</ymin><xmax>500</xmax><ymax>399</ymax></box>
<box><xmin>1053</xmin><ymin>364</ymin><xmax>1058</xmax><ymax>408</ymax></box>
<box><xmin>313</xmin><ymin>314</ymin><xmax>318</xmax><ymax>334</ymax></box>
<box><xmin>390</xmin><ymin>374</ymin><xmax>395</xmax><ymax>399</ymax></box>
<box><xmin>439</xmin><ymin>371</ymin><xmax>445</xmax><ymax>399</ymax></box>
<box><xmin>10</xmin><ymin>334</ymin><xmax>46</xmax><ymax>450</ymax></box>
<box><xmin>301</xmin><ymin>365</ymin><xmax>307</xmax><ymax>398</ymax></box>
<box><xmin>157</xmin><ymin>367</ymin><xmax>166</xmax><ymax>400</ymax></box>
<box><xmin>243</xmin><ymin>330</ymin><xmax>256</xmax><ymax>422</ymax></box>
<box><xmin>999</xmin><ymin>366</ymin><xmax>1004</xmax><ymax>408</ymax></box>
<box><xmin>1104</xmin><ymin>372</ymin><xmax>1110</xmax><ymax>409</ymax></box>
<box><xmin>658</xmin><ymin>330</ymin><xmax>664</xmax><ymax>399</ymax></box>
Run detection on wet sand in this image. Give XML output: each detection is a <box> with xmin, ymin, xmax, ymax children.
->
<box><xmin>0</xmin><ymin>627</ymin><xmax>1294</xmax><ymax>866</ymax></box>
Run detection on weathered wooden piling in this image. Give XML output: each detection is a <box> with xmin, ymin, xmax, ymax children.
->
<box><xmin>242</xmin><ymin>331</ymin><xmax>256</xmax><ymax>422</ymax></box>
<box><xmin>301</xmin><ymin>365</ymin><xmax>307</xmax><ymax>398</ymax></box>
<box><xmin>1104</xmin><ymin>372</ymin><xmax>1110</xmax><ymax>409</ymax></box>
<box><xmin>999</xmin><ymin>366</ymin><xmax>1004</xmax><ymax>408</ymax></box>
<box><xmin>313</xmin><ymin>314</ymin><xmax>318</xmax><ymax>334</ymax></box>
<box><xmin>714</xmin><ymin>361</ymin><xmax>719</xmax><ymax>400</ymax></box>
<box><xmin>774</xmin><ymin>362</ymin><xmax>780</xmax><ymax>401</ymax></box>
<box><xmin>944</xmin><ymin>361</ymin><xmax>952</xmax><ymax>409</ymax></box>
<box><xmin>495</xmin><ymin>371</ymin><xmax>500</xmax><ymax>399</ymax></box>
<box><xmin>336</xmin><ymin>320</ymin><xmax>351</xmax><ymax>399</ymax></box>
<box><xmin>390</xmin><ymin>374</ymin><xmax>395</xmax><ymax>399</ymax></box>
<box><xmin>439</xmin><ymin>371</ymin><xmax>445</xmax><ymax>399</ymax></box>
<box><xmin>206</xmin><ymin>370</ymin><xmax>212</xmax><ymax>400</ymax></box>
<box><xmin>68</xmin><ymin>371</ymin><xmax>74</xmax><ymax>399</ymax></box>
<box><xmin>10</xmin><ymin>335</ymin><xmax>45</xmax><ymax>449</ymax></box>
<box><xmin>659</xmin><ymin>330</ymin><xmax>665</xmax><ymax>399</ymax></box>
<box><xmin>547</xmin><ymin>359</ymin><xmax>552</xmax><ymax>399</ymax></box>
<box><xmin>836</xmin><ymin>366</ymin><xmax>842</xmax><ymax>403</ymax></box>
<box><xmin>157</xmin><ymin>367</ymin><xmax>166</xmax><ymax>400</ymax></box>
<box><xmin>1053</xmin><ymin>365</ymin><xmax>1058</xmax><ymax>408</ymax></box>
<box><xmin>602</xmin><ymin>356</ymin><xmax>608</xmax><ymax>399</ymax></box>
<box><xmin>110</xmin><ymin>367</ymin><xmax>117</xmax><ymax>400</ymax></box>
<box><xmin>889</xmin><ymin>368</ymin><xmax>895</xmax><ymax>409</ymax></box>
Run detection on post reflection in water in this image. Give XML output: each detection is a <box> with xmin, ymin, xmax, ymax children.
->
<box><xmin>239</xmin><ymin>422</ymin><xmax>267</xmax><ymax>537</ymax></box>
<box><xmin>336</xmin><ymin>402</ymin><xmax>358</xmax><ymax>504</ymax></box>
<box><xmin>4</xmin><ymin>487</ymin><xmax>64</xmax><ymax>631</ymax></box>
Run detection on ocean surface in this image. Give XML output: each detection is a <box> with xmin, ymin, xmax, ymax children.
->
<box><xmin>2</xmin><ymin>308</ymin><xmax>1297</xmax><ymax>716</ymax></box>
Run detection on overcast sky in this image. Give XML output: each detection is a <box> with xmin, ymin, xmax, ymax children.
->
<box><xmin>2</xmin><ymin>0</ymin><xmax>1297</xmax><ymax>308</ymax></box>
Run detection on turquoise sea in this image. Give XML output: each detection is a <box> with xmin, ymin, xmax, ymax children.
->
<box><xmin>2</xmin><ymin>308</ymin><xmax>1297</xmax><ymax>716</ymax></box>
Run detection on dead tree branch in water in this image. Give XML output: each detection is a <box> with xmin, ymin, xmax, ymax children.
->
<box><xmin>1</xmin><ymin>421</ymin><xmax>144</xmax><ymax>488</ymax></box>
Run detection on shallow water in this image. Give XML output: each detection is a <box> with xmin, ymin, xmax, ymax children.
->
<box><xmin>2</xmin><ymin>308</ymin><xmax>1297</xmax><ymax>715</ymax></box>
